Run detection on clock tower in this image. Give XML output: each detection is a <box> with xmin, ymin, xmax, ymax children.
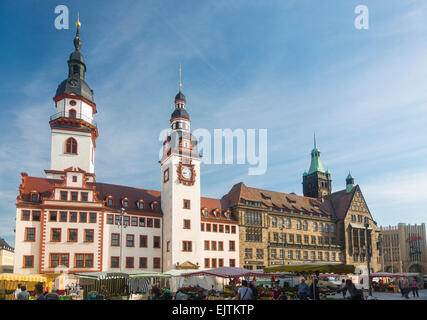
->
<box><xmin>160</xmin><ymin>70</ymin><xmax>202</xmax><ymax>271</ymax></box>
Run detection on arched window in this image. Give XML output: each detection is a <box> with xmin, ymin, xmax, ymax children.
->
<box><xmin>313</xmin><ymin>222</ymin><xmax>318</xmax><ymax>232</ymax></box>
<box><xmin>319</xmin><ymin>223</ymin><xmax>324</xmax><ymax>232</ymax></box>
<box><xmin>137</xmin><ymin>200</ymin><xmax>144</xmax><ymax>209</ymax></box>
<box><xmin>303</xmin><ymin>220</ymin><xmax>308</xmax><ymax>231</ymax></box>
<box><xmin>286</xmin><ymin>219</ymin><xmax>291</xmax><ymax>229</ymax></box>
<box><xmin>272</xmin><ymin>217</ymin><xmax>277</xmax><ymax>228</ymax></box>
<box><xmin>69</xmin><ymin>109</ymin><xmax>77</xmax><ymax>119</ymax></box>
<box><xmin>279</xmin><ymin>218</ymin><xmax>284</xmax><ymax>229</ymax></box>
<box><xmin>106</xmin><ymin>196</ymin><xmax>113</xmax><ymax>207</ymax></box>
<box><xmin>65</xmin><ymin>138</ymin><xmax>78</xmax><ymax>154</ymax></box>
<box><xmin>325</xmin><ymin>224</ymin><xmax>329</xmax><ymax>233</ymax></box>
<box><xmin>296</xmin><ymin>220</ymin><xmax>301</xmax><ymax>230</ymax></box>
<box><xmin>122</xmin><ymin>198</ymin><xmax>129</xmax><ymax>208</ymax></box>
<box><xmin>330</xmin><ymin>224</ymin><xmax>335</xmax><ymax>233</ymax></box>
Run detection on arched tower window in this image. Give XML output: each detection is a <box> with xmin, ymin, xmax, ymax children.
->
<box><xmin>65</xmin><ymin>138</ymin><xmax>78</xmax><ymax>154</ymax></box>
<box><xmin>69</xmin><ymin>109</ymin><xmax>77</xmax><ymax>119</ymax></box>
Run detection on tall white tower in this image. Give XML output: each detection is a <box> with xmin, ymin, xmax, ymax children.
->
<box><xmin>47</xmin><ymin>18</ymin><xmax>98</xmax><ymax>179</ymax></box>
<box><xmin>160</xmin><ymin>69</ymin><xmax>202</xmax><ymax>271</ymax></box>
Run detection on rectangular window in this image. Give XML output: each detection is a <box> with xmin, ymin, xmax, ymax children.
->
<box><xmin>23</xmin><ymin>256</ymin><xmax>34</xmax><ymax>268</ymax></box>
<box><xmin>311</xmin><ymin>236</ymin><xmax>316</xmax><ymax>244</ymax></box>
<box><xmin>229</xmin><ymin>259</ymin><xmax>236</xmax><ymax>267</ymax></box>
<box><xmin>123</xmin><ymin>216</ymin><xmax>130</xmax><ymax>226</ymax></box>
<box><xmin>204</xmin><ymin>258</ymin><xmax>210</xmax><ymax>268</ymax></box>
<box><xmin>211</xmin><ymin>241</ymin><xmax>217</xmax><ymax>251</ymax></box>
<box><xmin>204</xmin><ymin>240</ymin><xmax>210</xmax><ymax>250</ymax></box>
<box><xmin>304</xmin><ymin>235</ymin><xmax>309</xmax><ymax>244</ymax></box>
<box><xmin>75</xmin><ymin>254</ymin><xmax>93</xmax><ymax>268</ymax></box>
<box><xmin>22</xmin><ymin>210</ymin><xmax>31</xmax><ymax>221</ymax></box>
<box><xmin>50</xmin><ymin>253</ymin><xmax>69</xmax><ymax>268</ymax></box>
<box><xmin>225</xmin><ymin>225</ymin><xmax>230</xmax><ymax>233</ymax></box>
<box><xmin>126</xmin><ymin>257</ymin><xmax>134</xmax><ymax>268</ymax></box>
<box><xmin>49</xmin><ymin>211</ymin><xmax>57</xmax><ymax>222</ymax></box>
<box><xmin>213</xmin><ymin>224</ymin><xmax>218</xmax><ymax>232</ymax></box>
<box><xmin>206</xmin><ymin>224</ymin><xmax>211</xmax><ymax>232</ymax></box>
<box><xmin>229</xmin><ymin>240</ymin><xmax>235</xmax><ymax>252</ymax></box>
<box><xmin>245</xmin><ymin>248</ymin><xmax>253</xmax><ymax>259</ymax></box>
<box><xmin>219</xmin><ymin>225</ymin><xmax>224</xmax><ymax>233</ymax></box>
<box><xmin>115</xmin><ymin>215</ymin><xmax>121</xmax><ymax>225</ymax></box>
<box><xmin>154</xmin><ymin>219</ymin><xmax>160</xmax><ymax>228</ymax></box>
<box><xmin>256</xmin><ymin>249</ymin><xmax>264</xmax><ymax>259</ymax></box>
<box><xmin>303</xmin><ymin>251</ymin><xmax>308</xmax><ymax>260</ymax></box>
<box><xmin>182</xmin><ymin>241</ymin><xmax>192</xmax><ymax>252</ymax></box>
<box><xmin>32</xmin><ymin>211</ymin><xmax>41</xmax><ymax>221</ymax></box>
<box><xmin>288</xmin><ymin>250</ymin><xmax>293</xmax><ymax>260</ymax></box>
<box><xmin>51</xmin><ymin>228</ymin><xmax>61</xmax><ymax>242</ymax></box>
<box><xmin>140</xmin><ymin>235</ymin><xmax>147</xmax><ymax>248</ymax></box>
<box><xmin>297</xmin><ymin>234</ymin><xmax>302</xmax><ymax>243</ymax></box>
<box><xmin>139</xmin><ymin>217</ymin><xmax>145</xmax><ymax>227</ymax></box>
<box><xmin>231</xmin><ymin>226</ymin><xmax>236</xmax><ymax>234</ymax></box>
<box><xmin>218</xmin><ymin>241</ymin><xmax>224</xmax><ymax>251</ymax></box>
<box><xmin>25</xmin><ymin>228</ymin><xmax>36</xmax><ymax>241</ymax></box>
<box><xmin>111</xmin><ymin>257</ymin><xmax>119</xmax><ymax>268</ymax></box>
<box><xmin>89</xmin><ymin>213</ymin><xmax>97</xmax><ymax>223</ymax></box>
<box><xmin>153</xmin><ymin>257</ymin><xmax>161</xmax><ymax>269</ymax></box>
<box><xmin>60</xmin><ymin>191</ymin><xmax>68</xmax><ymax>201</ymax></box>
<box><xmin>147</xmin><ymin>218</ymin><xmax>153</xmax><ymax>228</ymax></box>
<box><xmin>131</xmin><ymin>217</ymin><xmax>138</xmax><ymax>226</ymax></box>
<box><xmin>244</xmin><ymin>210</ymin><xmax>262</xmax><ymax>225</ymax></box>
<box><xmin>201</xmin><ymin>223</ymin><xmax>205</xmax><ymax>231</ymax></box>
<box><xmin>153</xmin><ymin>236</ymin><xmax>161</xmax><ymax>248</ymax></box>
<box><xmin>183</xmin><ymin>219</ymin><xmax>191</xmax><ymax>229</ymax></box>
<box><xmin>79</xmin><ymin>212</ymin><xmax>87</xmax><ymax>223</ymax></box>
<box><xmin>211</xmin><ymin>258</ymin><xmax>217</xmax><ymax>268</ymax></box>
<box><xmin>318</xmin><ymin>252</ymin><xmax>323</xmax><ymax>261</ymax></box>
<box><xmin>219</xmin><ymin>258</ymin><xmax>224</xmax><ymax>267</ymax></box>
<box><xmin>271</xmin><ymin>249</ymin><xmax>277</xmax><ymax>259</ymax></box>
<box><xmin>69</xmin><ymin>212</ymin><xmax>77</xmax><ymax>223</ymax></box>
<box><xmin>126</xmin><ymin>234</ymin><xmax>135</xmax><ymax>247</ymax></box>
<box><xmin>289</xmin><ymin>234</ymin><xmax>294</xmax><ymax>243</ymax></box>
<box><xmin>71</xmin><ymin>192</ymin><xmax>78</xmax><ymax>201</ymax></box>
<box><xmin>139</xmin><ymin>257</ymin><xmax>147</xmax><ymax>269</ymax></box>
<box><xmin>311</xmin><ymin>251</ymin><xmax>316</xmax><ymax>261</ymax></box>
<box><xmin>296</xmin><ymin>250</ymin><xmax>301</xmax><ymax>260</ymax></box>
<box><xmin>59</xmin><ymin>211</ymin><xmax>67</xmax><ymax>222</ymax></box>
<box><xmin>107</xmin><ymin>214</ymin><xmax>114</xmax><ymax>224</ymax></box>
<box><xmin>107</xmin><ymin>198</ymin><xmax>113</xmax><ymax>207</ymax></box>
<box><xmin>183</xmin><ymin>199</ymin><xmax>191</xmax><ymax>209</ymax></box>
<box><xmin>111</xmin><ymin>233</ymin><xmax>120</xmax><ymax>247</ymax></box>
<box><xmin>68</xmin><ymin>229</ymin><xmax>78</xmax><ymax>242</ymax></box>
<box><xmin>81</xmin><ymin>192</ymin><xmax>88</xmax><ymax>202</ymax></box>
<box><xmin>84</xmin><ymin>229</ymin><xmax>94</xmax><ymax>243</ymax></box>
<box><xmin>72</xmin><ymin>176</ymin><xmax>77</xmax><ymax>182</ymax></box>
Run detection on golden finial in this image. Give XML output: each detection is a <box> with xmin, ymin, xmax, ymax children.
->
<box><xmin>76</xmin><ymin>12</ymin><xmax>81</xmax><ymax>28</ymax></box>
<box><xmin>179</xmin><ymin>64</ymin><xmax>182</xmax><ymax>91</ymax></box>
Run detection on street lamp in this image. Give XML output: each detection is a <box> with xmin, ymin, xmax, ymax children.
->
<box><xmin>118</xmin><ymin>208</ymin><xmax>127</xmax><ymax>272</ymax></box>
<box><xmin>364</xmin><ymin>217</ymin><xmax>376</xmax><ymax>297</ymax></box>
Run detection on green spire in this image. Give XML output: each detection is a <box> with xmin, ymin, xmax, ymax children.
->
<box><xmin>307</xmin><ymin>133</ymin><xmax>325</xmax><ymax>174</ymax></box>
<box><xmin>346</xmin><ymin>171</ymin><xmax>355</xmax><ymax>192</ymax></box>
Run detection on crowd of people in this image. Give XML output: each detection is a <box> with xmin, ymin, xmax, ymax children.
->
<box><xmin>398</xmin><ymin>277</ymin><xmax>419</xmax><ymax>299</ymax></box>
<box><xmin>13</xmin><ymin>283</ymin><xmax>62</xmax><ymax>300</ymax></box>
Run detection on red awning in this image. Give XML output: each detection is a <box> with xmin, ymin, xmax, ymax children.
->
<box><xmin>182</xmin><ymin>267</ymin><xmax>252</xmax><ymax>278</ymax></box>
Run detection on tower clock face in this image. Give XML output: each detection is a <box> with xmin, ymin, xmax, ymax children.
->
<box><xmin>182</xmin><ymin>167</ymin><xmax>192</xmax><ymax>179</ymax></box>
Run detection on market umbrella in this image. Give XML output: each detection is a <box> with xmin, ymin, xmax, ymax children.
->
<box><xmin>264</xmin><ymin>263</ymin><xmax>355</xmax><ymax>274</ymax></box>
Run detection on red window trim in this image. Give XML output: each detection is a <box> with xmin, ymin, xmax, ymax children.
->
<box><xmin>65</xmin><ymin>137</ymin><xmax>78</xmax><ymax>154</ymax></box>
<box><xmin>49</xmin><ymin>253</ymin><xmax>70</xmax><ymax>268</ymax></box>
<box><xmin>59</xmin><ymin>211</ymin><xmax>68</xmax><ymax>222</ymax></box>
<box><xmin>229</xmin><ymin>259</ymin><xmax>236</xmax><ymax>267</ymax></box>
<box><xmin>84</xmin><ymin>229</ymin><xmax>94</xmax><ymax>242</ymax></box>
<box><xmin>74</xmin><ymin>253</ymin><xmax>94</xmax><ymax>268</ymax></box>
<box><xmin>218</xmin><ymin>241</ymin><xmax>224</xmax><ymax>251</ymax></box>
<box><xmin>106</xmin><ymin>214</ymin><xmax>114</xmax><ymax>224</ymax></box>
<box><xmin>153</xmin><ymin>236</ymin><xmax>161</xmax><ymax>249</ymax></box>
<box><xmin>50</xmin><ymin>228</ymin><xmax>61</xmax><ymax>242</ymax></box>
<box><xmin>201</xmin><ymin>223</ymin><xmax>205</xmax><ymax>231</ymax></box>
<box><xmin>204</xmin><ymin>240</ymin><xmax>210</xmax><ymax>250</ymax></box>
<box><xmin>163</xmin><ymin>168</ymin><xmax>169</xmax><ymax>183</ymax></box>
<box><xmin>139</xmin><ymin>235</ymin><xmax>148</xmax><ymax>248</ymax></box>
<box><xmin>211</xmin><ymin>258</ymin><xmax>217</xmax><ymax>268</ymax></box>
<box><xmin>153</xmin><ymin>257</ymin><xmax>161</xmax><ymax>269</ymax></box>
<box><xmin>67</xmin><ymin>228</ymin><xmax>78</xmax><ymax>242</ymax></box>
<box><xmin>211</xmin><ymin>240</ymin><xmax>217</xmax><ymax>251</ymax></box>
<box><xmin>182</xmin><ymin>240</ymin><xmax>192</xmax><ymax>252</ymax></box>
<box><xmin>23</xmin><ymin>255</ymin><xmax>34</xmax><ymax>268</ymax></box>
<box><xmin>60</xmin><ymin>191</ymin><xmax>68</xmax><ymax>201</ymax></box>
<box><xmin>24</xmin><ymin>227</ymin><xmax>36</xmax><ymax>242</ymax></box>
<box><xmin>229</xmin><ymin>240</ymin><xmax>236</xmax><ymax>251</ymax></box>
<box><xmin>183</xmin><ymin>199</ymin><xmax>191</xmax><ymax>209</ymax></box>
<box><xmin>21</xmin><ymin>210</ymin><xmax>31</xmax><ymax>221</ymax></box>
<box><xmin>126</xmin><ymin>256</ymin><xmax>135</xmax><ymax>268</ymax></box>
<box><xmin>139</xmin><ymin>257</ymin><xmax>148</xmax><ymax>269</ymax></box>
<box><xmin>69</xmin><ymin>212</ymin><xmax>78</xmax><ymax>222</ymax></box>
<box><xmin>126</xmin><ymin>234</ymin><xmax>135</xmax><ymax>247</ymax></box>
<box><xmin>213</xmin><ymin>224</ymin><xmax>218</xmax><ymax>232</ymax></box>
<box><xmin>110</xmin><ymin>256</ymin><xmax>120</xmax><ymax>268</ymax></box>
<box><xmin>111</xmin><ymin>233</ymin><xmax>120</xmax><ymax>247</ymax></box>
<box><xmin>79</xmin><ymin>212</ymin><xmax>87</xmax><ymax>223</ymax></box>
<box><xmin>219</xmin><ymin>258</ymin><xmax>224</xmax><ymax>267</ymax></box>
<box><xmin>49</xmin><ymin>211</ymin><xmax>57</xmax><ymax>222</ymax></box>
<box><xmin>204</xmin><ymin>258</ymin><xmax>210</xmax><ymax>268</ymax></box>
<box><xmin>183</xmin><ymin>219</ymin><xmax>191</xmax><ymax>229</ymax></box>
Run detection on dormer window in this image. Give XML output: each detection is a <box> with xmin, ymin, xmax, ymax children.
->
<box><xmin>151</xmin><ymin>201</ymin><xmax>159</xmax><ymax>211</ymax></box>
<box><xmin>106</xmin><ymin>196</ymin><xmax>113</xmax><ymax>207</ymax></box>
<box><xmin>30</xmin><ymin>191</ymin><xmax>38</xmax><ymax>202</ymax></box>
<box><xmin>137</xmin><ymin>200</ymin><xmax>144</xmax><ymax>209</ymax></box>
<box><xmin>69</xmin><ymin>109</ymin><xmax>77</xmax><ymax>119</ymax></box>
<box><xmin>122</xmin><ymin>198</ymin><xmax>129</xmax><ymax>208</ymax></box>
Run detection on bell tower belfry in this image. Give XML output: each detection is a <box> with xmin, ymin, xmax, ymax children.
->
<box><xmin>47</xmin><ymin>16</ymin><xmax>98</xmax><ymax>179</ymax></box>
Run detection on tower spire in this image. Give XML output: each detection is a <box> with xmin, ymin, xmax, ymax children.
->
<box><xmin>314</xmin><ymin>132</ymin><xmax>317</xmax><ymax>149</ymax></box>
<box><xmin>74</xmin><ymin>13</ymin><xmax>82</xmax><ymax>51</ymax></box>
<box><xmin>179</xmin><ymin>64</ymin><xmax>182</xmax><ymax>92</ymax></box>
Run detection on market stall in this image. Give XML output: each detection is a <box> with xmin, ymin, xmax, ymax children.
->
<box><xmin>369</xmin><ymin>272</ymin><xmax>422</xmax><ymax>293</ymax></box>
<box><xmin>264</xmin><ymin>263</ymin><xmax>356</xmax><ymax>300</ymax></box>
<box><xmin>0</xmin><ymin>274</ymin><xmax>50</xmax><ymax>300</ymax></box>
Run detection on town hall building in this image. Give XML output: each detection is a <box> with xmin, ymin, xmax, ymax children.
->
<box><xmin>13</xmin><ymin>20</ymin><xmax>380</xmax><ymax>276</ymax></box>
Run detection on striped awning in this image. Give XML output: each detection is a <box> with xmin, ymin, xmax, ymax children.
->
<box><xmin>0</xmin><ymin>274</ymin><xmax>48</xmax><ymax>282</ymax></box>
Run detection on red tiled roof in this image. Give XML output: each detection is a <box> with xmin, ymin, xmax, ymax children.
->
<box><xmin>322</xmin><ymin>186</ymin><xmax>358</xmax><ymax>220</ymax></box>
<box><xmin>201</xmin><ymin>197</ymin><xmax>236</xmax><ymax>221</ymax></box>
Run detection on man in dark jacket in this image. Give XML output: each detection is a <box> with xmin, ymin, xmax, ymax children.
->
<box><xmin>309</xmin><ymin>278</ymin><xmax>320</xmax><ymax>300</ymax></box>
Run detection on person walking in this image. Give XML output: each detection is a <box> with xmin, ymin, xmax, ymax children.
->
<box><xmin>410</xmin><ymin>279</ymin><xmax>419</xmax><ymax>298</ymax></box>
<box><xmin>272</xmin><ymin>284</ymin><xmax>283</xmax><ymax>300</ymax></box>
<box><xmin>398</xmin><ymin>277</ymin><xmax>405</xmax><ymax>297</ymax></box>
<box><xmin>345</xmin><ymin>279</ymin><xmax>363</xmax><ymax>300</ymax></box>
<box><xmin>16</xmin><ymin>285</ymin><xmax>30</xmax><ymax>300</ymax></box>
<box><xmin>249</xmin><ymin>282</ymin><xmax>258</xmax><ymax>300</ymax></box>
<box><xmin>237</xmin><ymin>280</ymin><xmax>254</xmax><ymax>300</ymax></box>
<box><xmin>298</xmin><ymin>279</ymin><xmax>310</xmax><ymax>300</ymax></box>
<box><xmin>341</xmin><ymin>279</ymin><xmax>347</xmax><ymax>298</ymax></box>
<box><xmin>309</xmin><ymin>278</ymin><xmax>320</xmax><ymax>300</ymax></box>
<box><xmin>401</xmin><ymin>277</ymin><xmax>410</xmax><ymax>299</ymax></box>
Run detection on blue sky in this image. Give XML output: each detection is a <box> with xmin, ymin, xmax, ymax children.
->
<box><xmin>1</xmin><ymin>0</ymin><xmax>426</xmax><ymax>246</ymax></box>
